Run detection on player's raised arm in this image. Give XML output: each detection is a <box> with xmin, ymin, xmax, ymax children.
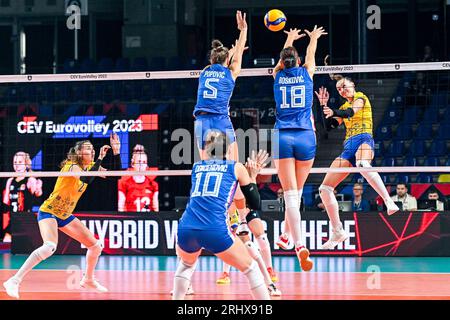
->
<box><xmin>229</xmin><ymin>10</ymin><xmax>248</xmax><ymax>80</ymax></box>
<box><xmin>273</xmin><ymin>28</ymin><xmax>306</xmax><ymax>78</ymax></box>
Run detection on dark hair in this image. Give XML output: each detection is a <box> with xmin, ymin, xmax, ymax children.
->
<box><xmin>60</xmin><ymin>140</ymin><xmax>91</xmax><ymax>168</ymax></box>
<box><xmin>280</xmin><ymin>46</ymin><xmax>299</xmax><ymax>69</ymax></box>
<box><xmin>205</xmin><ymin>131</ymin><xmax>229</xmax><ymax>159</ymax></box>
<box><xmin>397</xmin><ymin>183</ymin><xmax>408</xmax><ymax>189</ymax></box>
<box><xmin>209</xmin><ymin>40</ymin><xmax>229</xmax><ymax>65</ymax></box>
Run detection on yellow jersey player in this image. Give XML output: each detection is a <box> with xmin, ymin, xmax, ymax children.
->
<box><xmin>3</xmin><ymin>134</ymin><xmax>122</xmax><ymax>299</ymax></box>
<box><xmin>314</xmin><ymin>78</ymin><xmax>399</xmax><ymax>249</ymax></box>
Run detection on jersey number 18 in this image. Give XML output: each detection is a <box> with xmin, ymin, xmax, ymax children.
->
<box><xmin>280</xmin><ymin>85</ymin><xmax>305</xmax><ymax>109</ymax></box>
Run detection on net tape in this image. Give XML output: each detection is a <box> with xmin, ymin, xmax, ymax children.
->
<box><xmin>0</xmin><ymin>61</ymin><xmax>448</xmax><ymax>84</ymax></box>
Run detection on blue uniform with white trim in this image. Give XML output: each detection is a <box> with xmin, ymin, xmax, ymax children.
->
<box><xmin>178</xmin><ymin>159</ymin><xmax>238</xmax><ymax>254</ymax></box>
<box><xmin>194</xmin><ymin>64</ymin><xmax>236</xmax><ymax>149</ymax></box>
<box><xmin>272</xmin><ymin>67</ymin><xmax>316</xmax><ymax>160</ymax></box>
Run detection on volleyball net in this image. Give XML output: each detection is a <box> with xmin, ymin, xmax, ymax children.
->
<box><xmin>0</xmin><ymin>60</ymin><xmax>449</xmax><ymax>211</ymax></box>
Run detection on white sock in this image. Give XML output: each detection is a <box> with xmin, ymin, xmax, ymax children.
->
<box><xmin>245</xmin><ymin>241</ymin><xmax>272</xmax><ymax>286</ymax></box>
<box><xmin>243</xmin><ymin>260</ymin><xmax>270</xmax><ymax>300</ymax></box>
<box><xmin>173</xmin><ymin>260</ymin><xmax>196</xmax><ymax>300</ymax></box>
<box><xmin>85</xmin><ymin>241</ymin><xmax>103</xmax><ymax>280</ymax></box>
<box><xmin>14</xmin><ymin>241</ymin><xmax>57</xmax><ymax>282</ymax></box>
<box><xmin>319</xmin><ymin>185</ymin><xmax>342</xmax><ymax>231</ymax></box>
<box><xmin>223</xmin><ymin>262</ymin><xmax>231</xmax><ymax>273</ymax></box>
<box><xmin>255</xmin><ymin>234</ymin><xmax>273</xmax><ymax>269</ymax></box>
<box><xmin>283</xmin><ymin>190</ymin><xmax>303</xmax><ymax>249</ymax></box>
<box><xmin>356</xmin><ymin>160</ymin><xmax>391</xmax><ymax>203</ymax></box>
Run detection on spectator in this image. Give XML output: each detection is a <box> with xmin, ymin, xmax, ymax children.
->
<box><xmin>391</xmin><ymin>183</ymin><xmax>417</xmax><ymax>211</ymax></box>
<box><xmin>118</xmin><ymin>145</ymin><xmax>159</xmax><ymax>212</ymax></box>
<box><xmin>352</xmin><ymin>183</ymin><xmax>371</xmax><ymax>212</ymax></box>
<box><xmin>422</xmin><ymin>45</ymin><xmax>435</xmax><ymax>62</ymax></box>
<box><xmin>426</xmin><ymin>191</ymin><xmax>445</xmax><ymax>211</ymax></box>
<box><xmin>2</xmin><ymin>152</ymin><xmax>43</xmax><ymax>242</ymax></box>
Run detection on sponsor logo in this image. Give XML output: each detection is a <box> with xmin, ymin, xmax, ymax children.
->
<box><xmin>395</xmin><ymin>64</ymin><xmax>400</xmax><ymax>70</ymax></box>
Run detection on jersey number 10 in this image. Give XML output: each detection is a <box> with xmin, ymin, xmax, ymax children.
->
<box><xmin>191</xmin><ymin>172</ymin><xmax>223</xmax><ymax>198</ymax></box>
<box><xmin>280</xmin><ymin>85</ymin><xmax>306</xmax><ymax>108</ymax></box>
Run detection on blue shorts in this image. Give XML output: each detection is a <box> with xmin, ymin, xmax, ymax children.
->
<box><xmin>177</xmin><ymin>228</ymin><xmax>234</xmax><ymax>254</ymax></box>
<box><xmin>339</xmin><ymin>133</ymin><xmax>375</xmax><ymax>166</ymax></box>
<box><xmin>195</xmin><ymin>114</ymin><xmax>236</xmax><ymax>149</ymax></box>
<box><xmin>37</xmin><ymin>210</ymin><xmax>75</xmax><ymax>228</ymax></box>
<box><xmin>272</xmin><ymin>129</ymin><xmax>317</xmax><ymax>160</ymax></box>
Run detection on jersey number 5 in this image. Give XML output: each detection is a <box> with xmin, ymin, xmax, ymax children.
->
<box><xmin>203</xmin><ymin>78</ymin><xmax>219</xmax><ymax>99</ymax></box>
<box><xmin>280</xmin><ymin>85</ymin><xmax>306</xmax><ymax>108</ymax></box>
<box><xmin>191</xmin><ymin>172</ymin><xmax>223</xmax><ymax>197</ymax></box>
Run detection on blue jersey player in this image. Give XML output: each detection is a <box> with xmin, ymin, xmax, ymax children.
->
<box><xmin>271</xmin><ymin>26</ymin><xmax>327</xmax><ymax>272</ymax></box>
<box><xmin>193</xmin><ymin>11</ymin><xmax>250</xmax><ymax>238</ymax></box>
<box><xmin>172</xmin><ymin>132</ymin><xmax>270</xmax><ymax>300</ymax></box>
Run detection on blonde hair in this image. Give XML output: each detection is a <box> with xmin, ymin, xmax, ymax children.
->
<box><xmin>13</xmin><ymin>151</ymin><xmax>32</xmax><ymax>171</ymax></box>
<box><xmin>60</xmin><ymin>140</ymin><xmax>91</xmax><ymax>168</ymax></box>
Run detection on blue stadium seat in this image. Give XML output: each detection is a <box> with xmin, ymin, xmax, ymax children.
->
<box><xmin>403</xmin><ymin>156</ymin><xmax>417</xmax><ymax>166</ymax></box>
<box><xmin>385</xmin><ymin>140</ymin><xmax>405</xmax><ymax>157</ymax></box>
<box><xmin>150</xmin><ymin>57</ymin><xmax>166</xmax><ymax>71</ymax></box>
<box><xmin>375</xmin><ymin>125</ymin><xmax>392</xmax><ymax>140</ymax></box>
<box><xmin>97</xmin><ymin>58</ymin><xmax>115</xmax><ymax>72</ymax></box>
<box><xmin>425</xmin><ymin>157</ymin><xmax>440</xmax><ymax>166</ymax></box>
<box><xmin>80</xmin><ymin>58</ymin><xmax>96</xmax><ymax>73</ymax></box>
<box><xmin>414</xmin><ymin>124</ymin><xmax>433</xmax><ymax>140</ymax></box>
<box><xmin>132</xmin><ymin>57</ymin><xmax>149</xmax><ymax>71</ymax></box>
<box><xmin>435</xmin><ymin>124</ymin><xmax>450</xmax><ymax>140</ymax></box>
<box><xmin>381</xmin><ymin>108</ymin><xmax>401</xmax><ymax>125</ymax></box>
<box><xmin>428</xmin><ymin>140</ymin><xmax>447</xmax><ymax>157</ymax></box>
<box><xmin>374</xmin><ymin>142</ymin><xmax>385</xmax><ymax>158</ymax></box>
<box><xmin>115</xmin><ymin>58</ymin><xmax>130</xmax><ymax>72</ymax></box>
<box><xmin>382</xmin><ymin>157</ymin><xmax>396</xmax><ymax>167</ymax></box>
<box><xmin>167</xmin><ymin>56</ymin><xmax>184</xmax><ymax>71</ymax></box>
<box><xmin>407</xmin><ymin>140</ymin><xmax>426</xmax><ymax>157</ymax></box>
<box><xmin>416</xmin><ymin>173</ymin><xmax>433</xmax><ymax>183</ymax></box>
<box><xmin>442</xmin><ymin>107</ymin><xmax>450</xmax><ymax>123</ymax></box>
<box><xmin>62</xmin><ymin>59</ymin><xmax>79</xmax><ymax>73</ymax></box>
<box><xmin>422</xmin><ymin>108</ymin><xmax>439</xmax><ymax>124</ymax></box>
<box><xmin>396</xmin><ymin>174</ymin><xmax>411</xmax><ymax>184</ymax></box>
<box><xmin>431</xmin><ymin>93</ymin><xmax>447</xmax><ymax>106</ymax></box>
<box><xmin>352</xmin><ymin>174</ymin><xmax>365</xmax><ymax>183</ymax></box>
<box><xmin>446</xmin><ymin>158</ymin><xmax>450</xmax><ymax>167</ymax></box>
<box><xmin>402</xmin><ymin>107</ymin><xmax>418</xmax><ymax>124</ymax></box>
<box><xmin>393</xmin><ymin>124</ymin><xmax>413</xmax><ymax>140</ymax></box>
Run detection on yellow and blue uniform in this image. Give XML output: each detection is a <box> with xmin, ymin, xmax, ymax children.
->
<box><xmin>338</xmin><ymin>91</ymin><xmax>375</xmax><ymax>166</ymax></box>
<box><xmin>38</xmin><ymin>161</ymin><xmax>94</xmax><ymax>227</ymax></box>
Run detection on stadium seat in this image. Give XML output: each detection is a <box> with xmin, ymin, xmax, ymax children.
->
<box><xmin>425</xmin><ymin>157</ymin><xmax>440</xmax><ymax>167</ymax></box>
<box><xmin>385</xmin><ymin>140</ymin><xmax>405</xmax><ymax>157</ymax></box>
<box><xmin>374</xmin><ymin>142</ymin><xmax>385</xmax><ymax>158</ymax></box>
<box><xmin>414</xmin><ymin>124</ymin><xmax>433</xmax><ymax>140</ymax></box>
<box><xmin>381</xmin><ymin>108</ymin><xmax>401</xmax><ymax>125</ymax></box>
<box><xmin>402</xmin><ymin>107</ymin><xmax>418</xmax><ymax>124</ymax></box>
<box><xmin>403</xmin><ymin>156</ymin><xmax>417</xmax><ymax>166</ymax></box>
<box><xmin>375</xmin><ymin>125</ymin><xmax>392</xmax><ymax>140</ymax></box>
<box><xmin>132</xmin><ymin>57</ymin><xmax>149</xmax><ymax>71</ymax></box>
<box><xmin>167</xmin><ymin>56</ymin><xmax>184</xmax><ymax>71</ymax></box>
<box><xmin>416</xmin><ymin>173</ymin><xmax>433</xmax><ymax>183</ymax></box>
<box><xmin>97</xmin><ymin>58</ymin><xmax>115</xmax><ymax>73</ymax></box>
<box><xmin>431</xmin><ymin>93</ymin><xmax>448</xmax><ymax>106</ymax></box>
<box><xmin>428</xmin><ymin>140</ymin><xmax>447</xmax><ymax>157</ymax></box>
<box><xmin>435</xmin><ymin>124</ymin><xmax>450</xmax><ymax>140</ymax></box>
<box><xmin>393</xmin><ymin>124</ymin><xmax>413</xmax><ymax>140</ymax></box>
<box><xmin>422</xmin><ymin>108</ymin><xmax>439</xmax><ymax>124</ymax></box>
<box><xmin>407</xmin><ymin>140</ymin><xmax>426</xmax><ymax>157</ymax></box>
<box><xmin>382</xmin><ymin>157</ymin><xmax>396</xmax><ymax>167</ymax></box>
<box><xmin>115</xmin><ymin>58</ymin><xmax>131</xmax><ymax>72</ymax></box>
<box><xmin>150</xmin><ymin>57</ymin><xmax>166</xmax><ymax>71</ymax></box>
<box><xmin>80</xmin><ymin>58</ymin><xmax>96</xmax><ymax>73</ymax></box>
<box><xmin>396</xmin><ymin>174</ymin><xmax>411</xmax><ymax>184</ymax></box>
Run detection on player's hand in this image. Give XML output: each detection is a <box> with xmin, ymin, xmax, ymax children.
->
<box><xmin>283</xmin><ymin>28</ymin><xmax>306</xmax><ymax>41</ymax></box>
<box><xmin>315</xmin><ymin>86</ymin><xmax>330</xmax><ymax>106</ymax></box>
<box><xmin>99</xmin><ymin>145</ymin><xmax>111</xmax><ymax>160</ymax></box>
<box><xmin>245</xmin><ymin>158</ymin><xmax>260</xmax><ymax>180</ymax></box>
<box><xmin>249</xmin><ymin>150</ymin><xmax>269</xmax><ymax>170</ymax></box>
<box><xmin>236</xmin><ymin>10</ymin><xmax>247</xmax><ymax>31</ymax></box>
<box><xmin>110</xmin><ymin>133</ymin><xmax>121</xmax><ymax>155</ymax></box>
<box><xmin>231</xmin><ymin>40</ymin><xmax>249</xmax><ymax>52</ymax></box>
<box><xmin>304</xmin><ymin>25</ymin><xmax>328</xmax><ymax>40</ymax></box>
<box><xmin>323</xmin><ymin>106</ymin><xmax>335</xmax><ymax>119</ymax></box>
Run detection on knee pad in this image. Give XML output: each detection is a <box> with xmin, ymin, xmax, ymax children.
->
<box><xmin>246</xmin><ymin>210</ymin><xmax>260</xmax><ymax>224</ymax></box>
<box><xmin>37</xmin><ymin>241</ymin><xmax>57</xmax><ymax>260</ymax></box>
<box><xmin>88</xmin><ymin>241</ymin><xmax>103</xmax><ymax>256</ymax></box>
<box><xmin>319</xmin><ymin>185</ymin><xmax>334</xmax><ymax>197</ymax></box>
<box><xmin>245</xmin><ymin>241</ymin><xmax>261</xmax><ymax>260</ymax></box>
<box><xmin>175</xmin><ymin>261</ymin><xmax>197</xmax><ymax>281</ymax></box>
<box><xmin>356</xmin><ymin>160</ymin><xmax>371</xmax><ymax>168</ymax></box>
<box><xmin>284</xmin><ymin>190</ymin><xmax>299</xmax><ymax>209</ymax></box>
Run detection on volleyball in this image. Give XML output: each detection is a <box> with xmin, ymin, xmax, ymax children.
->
<box><xmin>264</xmin><ymin>9</ymin><xmax>287</xmax><ymax>32</ymax></box>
